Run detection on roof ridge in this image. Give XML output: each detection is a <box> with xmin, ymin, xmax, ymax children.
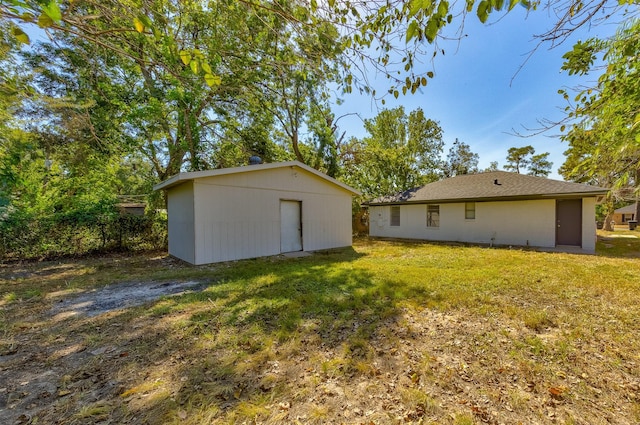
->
<box><xmin>153</xmin><ymin>160</ymin><xmax>361</xmax><ymax>195</ymax></box>
<box><xmin>367</xmin><ymin>172</ymin><xmax>607</xmax><ymax>204</ymax></box>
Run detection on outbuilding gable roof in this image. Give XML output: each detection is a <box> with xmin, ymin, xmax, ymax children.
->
<box><xmin>367</xmin><ymin>171</ymin><xmax>608</xmax><ymax>205</ymax></box>
<box><xmin>153</xmin><ymin>160</ymin><xmax>361</xmax><ymax>195</ymax></box>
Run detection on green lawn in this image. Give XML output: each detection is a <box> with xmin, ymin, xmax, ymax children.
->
<box><xmin>1</xmin><ymin>234</ymin><xmax>640</xmax><ymax>424</ymax></box>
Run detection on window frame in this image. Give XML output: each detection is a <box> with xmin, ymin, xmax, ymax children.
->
<box><xmin>465</xmin><ymin>202</ymin><xmax>476</xmax><ymax>220</ymax></box>
<box><xmin>426</xmin><ymin>204</ymin><xmax>440</xmax><ymax>228</ymax></box>
<box><xmin>390</xmin><ymin>205</ymin><xmax>400</xmax><ymax>227</ymax></box>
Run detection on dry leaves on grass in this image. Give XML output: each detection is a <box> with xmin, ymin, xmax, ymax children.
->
<box><xmin>2</xmin><ymin>241</ymin><xmax>640</xmax><ymax>424</ymax></box>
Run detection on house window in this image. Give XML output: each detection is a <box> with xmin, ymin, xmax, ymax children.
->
<box><xmin>465</xmin><ymin>202</ymin><xmax>476</xmax><ymax>220</ymax></box>
<box><xmin>390</xmin><ymin>206</ymin><xmax>400</xmax><ymax>226</ymax></box>
<box><xmin>427</xmin><ymin>204</ymin><xmax>439</xmax><ymax>228</ymax></box>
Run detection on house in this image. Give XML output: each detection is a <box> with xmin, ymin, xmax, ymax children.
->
<box><xmin>116</xmin><ymin>195</ymin><xmax>147</xmax><ymax>216</ymax></box>
<box><xmin>116</xmin><ymin>203</ymin><xmax>146</xmax><ymax>216</ymax></box>
<box><xmin>366</xmin><ymin>171</ymin><xmax>608</xmax><ymax>253</ymax></box>
<box><xmin>153</xmin><ymin>161</ymin><xmax>360</xmax><ymax>265</ymax></box>
<box><xmin>612</xmin><ymin>203</ymin><xmax>637</xmax><ymax>226</ymax></box>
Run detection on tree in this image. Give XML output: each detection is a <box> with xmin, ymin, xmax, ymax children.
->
<box><xmin>528</xmin><ymin>152</ymin><xmax>553</xmax><ymax>177</ymax></box>
<box><xmin>558</xmin><ymin>125</ymin><xmax>624</xmax><ymax>230</ymax></box>
<box><xmin>443</xmin><ymin>138</ymin><xmax>479</xmax><ymax>177</ymax></box>
<box><xmin>559</xmin><ymin>17</ymin><xmax>640</xmax><ymax>223</ymax></box>
<box><xmin>504</xmin><ymin>145</ymin><xmax>535</xmax><ymax>174</ymax></box>
<box><xmin>2</xmin><ymin>0</ymin><xmax>632</xmax><ymax>100</ymax></box>
<box><xmin>305</xmin><ymin>106</ymin><xmax>348</xmax><ymax>178</ymax></box>
<box><xmin>15</xmin><ymin>0</ymin><xmax>344</xmax><ymax>181</ymax></box>
<box><xmin>504</xmin><ymin>145</ymin><xmax>553</xmax><ymax>176</ymax></box>
<box><xmin>342</xmin><ymin>107</ymin><xmax>444</xmax><ymax>199</ymax></box>
<box><xmin>484</xmin><ymin>161</ymin><xmax>500</xmax><ymax>172</ymax></box>
<box><xmin>0</xmin><ymin>25</ymin><xmax>40</xmax><ymax>208</ymax></box>
<box><xmin>248</xmin><ymin>18</ymin><xmax>344</xmax><ymax>167</ymax></box>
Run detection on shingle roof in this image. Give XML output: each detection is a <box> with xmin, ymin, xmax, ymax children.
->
<box><xmin>614</xmin><ymin>203</ymin><xmax>638</xmax><ymax>214</ymax></box>
<box><xmin>367</xmin><ymin>171</ymin><xmax>608</xmax><ymax>205</ymax></box>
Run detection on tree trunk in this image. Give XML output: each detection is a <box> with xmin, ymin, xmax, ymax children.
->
<box><xmin>292</xmin><ymin>131</ymin><xmax>304</xmax><ymax>163</ymax></box>
<box><xmin>603</xmin><ymin>212</ymin><xmax>614</xmax><ymax>231</ymax></box>
<box><xmin>634</xmin><ymin>169</ymin><xmax>640</xmax><ymax>226</ymax></box>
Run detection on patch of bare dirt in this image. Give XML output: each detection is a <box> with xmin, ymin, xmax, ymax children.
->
<box><xmin>1</xmin><ymin>278</ymin><xmax>203</xmax><ymax>424</ymax></box>
<box><xmin>49</xmin><ymin>280</ymin><xmax>203</xmax><ymax>319</ymax></box>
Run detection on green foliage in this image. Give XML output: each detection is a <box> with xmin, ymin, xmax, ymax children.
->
<box><xmin>504</xmin><ymin>145</ymin><xmax>535</xmax><ymax>174</ymax></box>
<box><xmin>0</xmin><ymin>102</ymin><xmax>163</xmax><ymax>259</ymax></box>
<box><xmin>560</xmin><ymin>17</ymin><xmax>640</xmax><ymax>219</ymax></box>
<box><xmin>3</xmin><ymin>0</ymin><xmax>620</xmax><ymax>101</ymax></box>
<box><xmin>504</xmin><ymin>145</ymin><xmax>552</xmax><ymax>176</ymax></box>
<box><xmin>561</xmin><ymin>39</ymin><xmax>602</xmax><ymax>76</ymax></box>
<box><xmin>443</xmin><ymin>138</ymin><xmax>479</xmax><ymax>177</ymax></box>
<box><xmin>342</xmin><ymin>107</ymin><xmax>444</xmax><ymax>200</ymax></box>
<box><xmin>305</xmin><ymin>106</ymin><xmax>342</xmax><ymax>177</ymax></box>
<box><xmin>529</xmin><ymin>152</ymin><xmax>553</xmax><ymax>177</ymax></box>
<box><xmin>0</xmin><ymin>206</ymin><xmax>167</xmax><ymax>259</ymax></box>
<box><xmin>484</xmin><ymin>161</ymin><xmax>500</xmax><ymax>172</ymax></box>
<box><xmin>11</xmin><ymin>0</ymin><xmax>344</xmax><ymax>180</ymax></box>
<box><xmin>0</xmin><ymin>1</ymin><xmax>347</xmax><ymax>261</ymax></box>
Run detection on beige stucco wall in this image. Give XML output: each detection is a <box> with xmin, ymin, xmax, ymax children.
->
<box><xmin>167</xmin><ymin>181</ymin><xmax>195</xmax><ymax>264</ymax></box>
<box><xmin>189</xmin><ymin>167</ymin><xmax>353</xmax><ymax>265</ymax></box>
<box><xmin>370</xmin><ymin>199</ymin><xmax>557</xmax><ymax>248</ymax></box>
<box><xmin>370</xmin><ymin>197</ymin><xmax>599</xmax><ymax>252</ymax></box>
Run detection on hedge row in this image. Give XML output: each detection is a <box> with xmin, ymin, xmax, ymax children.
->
<box><xmin>0</xmin><ymin>209</ymin><xmax>167</xmax><ymax>260</ymax></box>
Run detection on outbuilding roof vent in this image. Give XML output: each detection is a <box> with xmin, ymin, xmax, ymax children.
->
<box><xmin>249</xmin><ymin>155</ymin><xmax>263</xmax><ymax>165</ymax></box>
<box><xmin>494</xmin><ymin>179</ymin><xmax>502</xmax><ymax>186</ymax></box>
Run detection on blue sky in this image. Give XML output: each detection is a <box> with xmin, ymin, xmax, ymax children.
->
<box><xmin>333</xmin><ymin>7</ymin><xmax>621</xmax><ymax>180</ymax></box>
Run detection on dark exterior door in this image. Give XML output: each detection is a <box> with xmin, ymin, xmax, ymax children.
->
<box><xmin>556</xmin><ymin>199</ymin><xmax>582</xmax><ymax>246</ymax></box>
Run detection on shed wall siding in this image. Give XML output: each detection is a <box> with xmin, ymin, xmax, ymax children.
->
<box><xmin>191</xmin><ymin>167</ymin><xmax>352</xmax><ymax>265</ymax></box>
<box><xmin>581</xmin><ymin>197</ymin><xmax>597</xmax><ymax>252</ymax></box>
<box><xmin>195</xmin><ymin>166</ymin><xmax>352</xmax><ymax>196</ymax></box>
<box><xmin>370</xmin><ymin>199</ymin><xmax>557</xmax><ymax>248</ymax></box>
<box><xmin>167</xmin><ymin>181</ymin><xmax>195</xmax><ymax>263</ymax></box>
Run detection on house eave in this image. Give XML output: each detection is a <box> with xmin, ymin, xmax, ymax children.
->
<box><xmin>365</xmin><ymin>191</ymin><xmax>608</xmax><ymax>206</ymax></box>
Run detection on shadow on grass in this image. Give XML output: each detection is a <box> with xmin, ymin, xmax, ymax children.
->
<box><xmin>136</xmin><ymin>247</ymin><xmax>429</xmax><ymax>421</ymax></box>
<box><xmin>119</xmin><ymin>248</ymin><xmax>400</xmax><ymax>420</ymax></box>
<box><xmin>20</xmin><ymin>246</ymin><xmax>421</xmax><ymax>423</ymax></box>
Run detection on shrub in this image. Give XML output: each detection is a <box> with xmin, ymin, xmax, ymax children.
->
<box><xmin>0</xmin><ymin>203</ymin><xmax>167</xmax><ymax>260</ymax></box>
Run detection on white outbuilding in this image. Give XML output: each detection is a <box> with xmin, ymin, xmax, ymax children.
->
<box><xmin>153</xmin><ymin>161</ymin><xmax>360</xmax><ymax>265</ymax></box>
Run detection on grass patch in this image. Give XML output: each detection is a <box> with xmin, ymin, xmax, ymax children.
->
<box><xmin>74</xmin><ymin>402</ymin><xmax>112</xmax><ymax>419</ymax></box>
<box><xmin>522</xmin><ymin>309</ymin><xmax>556</xmax><ymax>332</ymax></box>
<box><xmin>2</xmin><ymin>292</ymin><xmax>17</xmax><ymax>303</ymax></box>
<box><xmin>1</xmin><ymin>236</ymin><xmax>639</xmax><ymax>424</ymax></box>
<box><xmin>598</xmin><ymin>229</ymin><xmax>640</xmax><ymax>257</ymax></box>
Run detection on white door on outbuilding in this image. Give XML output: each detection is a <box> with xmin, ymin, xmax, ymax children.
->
<box><xmin>280</xmin><ymin>200</ymin><xmax>302</xmax><ymax>252</ymax></box>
